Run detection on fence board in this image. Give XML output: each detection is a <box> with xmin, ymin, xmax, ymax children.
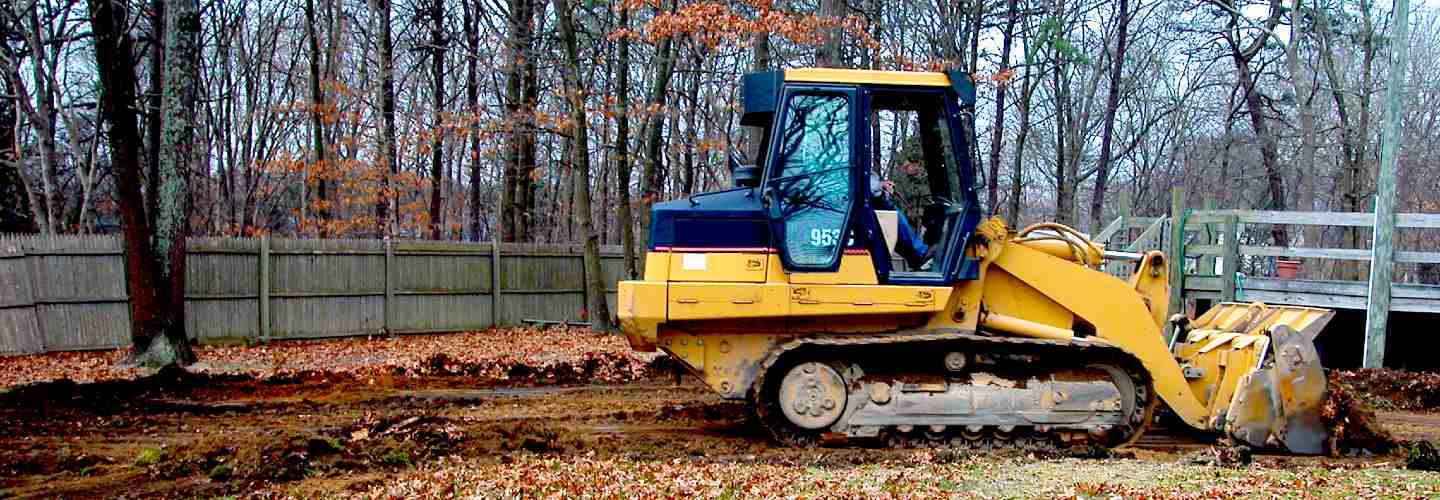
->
<box><xmin>498</xmin><ymin>292</ymin><xmax>585</xmax><ymax>326</ymax></box>
<box><xmin>37</xmin><ymin>302</ymin><xmax>129</xmax><ymax>350</ymax></box>
<box><xmin>0</xmin><ymin>247</ymin><xmax>41</xmax><ymax>354</ymax></box>
<box><xmin>270</xmin><ymin>295</ymin><xmax>385</xmax><ymax>339</ymax></box>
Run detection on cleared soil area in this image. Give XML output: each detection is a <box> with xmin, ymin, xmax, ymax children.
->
<box><xmin>1</xmin><ymin>329</ymin><xmax>1438</xmax><ymax>498</ymax></box>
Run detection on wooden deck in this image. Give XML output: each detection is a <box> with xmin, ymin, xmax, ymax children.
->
<box><xmin>1095</xmin><ymin>207</ymin><xmax>1440</xmax><ymax>329</ymax></box>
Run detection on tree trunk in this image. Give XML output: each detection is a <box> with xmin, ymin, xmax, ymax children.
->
<box><xmin>615</xmin><ymin>5</ymin><xmax>637</xmax><ymax>277</ymax></box>
<box><xmin>1235</xmin><ymin>58</ymin><xmax>1287</xmax><ymax>245</ymax></box>
<box><xmin>555</xmin><ymin>0</ymin><xmax>613</xmax><ymax>330</ymax></box>
<box><xmin>1285</xmin><ymin>0</ymin><xmax>1319</xmax><ymax>268</ymax></box>
<box><xmin>0</xmin><ymin>76</ymin><xmax>30</xmax><ymax>233</ymax></box>
<box><xmin>15</xmin><ymin>12</ymin><xmax>60</xmax><ymax>234</ymax></box>
<box><xmin>1008</xmin><ymin>58</ymin><xmax>1038</xmax><ymax>225</ymax></box>
<box><xmin>1051</xmin><ymin>66</ymin><xmax>1072</xmax><ymax>225</ymax></box>
<box><xmin>151</xmin><ymin>0</ymin><xmax>200</xmax><ymax>365</ymax></box>
<box><xmin>1317</xmin><ymin>0</ymin><xmax>1375</xmax><ymax>279</ymax></box>
<box><xmin>1223</xmin><ymin>0</ymin><xmax>1288</xmax><ymax>246</ymax></box>
<box><xmin>815</xmin><ymin>0</ymin><xmax>844</xmax><ymax>67</ymax></box>
<box><xmin>1088</xmin><ymin>0</ymin><xmax>1131</xmax><ymax>233</ymax></box>
<box><xmin>373</xmin><ymin>0</ymin><xmax>396</xmax><ymax>236</ymax></box>
<box><xmin>638</xmin><ymin>0</ymin><xmax>677</xmax><ymax>261</ymax></box>
<box><xmin>501</xmin><ymin>0</ymin><xmax>542</xmax><ymax>242</ymax></box>
<box><xmin>145</xmin><ymin>0</ymin><xmax>165</xmax><ymax>226</ymax></box>
<box><xmin>463</xmin><ymin>0</ymin><xmax>482</xmax><ymax>241</ymax></box>
<box><xmin>682</xmin><ymin>58</ymin><xmax>699</xmax><ymax>196</ymax></box>
<box><xmin>91</xmin><ymin>0</ymin><xmax>197</xmax><ymax>368</ymax></box>
<box><xmin>428</xmin><ymin>0</ymin><xmax>445</xmax><ymax>240</ymax></box>
<box><xmin>303</xmin><ymin>0</ymin><xmax>330</xmax><ymax>237</ymax></box>
<box><xmin>986</xmin><ymin>0</ymin><xmax>1016</xmax><ymax>215</ymax></box>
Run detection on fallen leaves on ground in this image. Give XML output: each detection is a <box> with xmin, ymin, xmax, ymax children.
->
<box><xmin>352</xmin><ymin>453</ymin><xmax>1440</xmax><ymax>499</ymax></box>
<box><xmin>0</xmin><ymin>326</ymin><xmax>659</xmax><ymax>389</ymax></box>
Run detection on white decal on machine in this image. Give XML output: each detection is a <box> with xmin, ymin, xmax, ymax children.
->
<box><xmin>682</xmin><ymin>253</ymin><xmax>707</xmax><ymax>271</ymax></box>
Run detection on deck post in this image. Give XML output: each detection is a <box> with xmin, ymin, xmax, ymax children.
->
<box><xmin>1364</xmin><ymin>0</ymin><xmax>1410</xmax><ymax>369</ymax></box>
<box><xmin>1166</xmin><ymin>187</ymin><xmax>1186</xmax><ymax>340</ymax></box>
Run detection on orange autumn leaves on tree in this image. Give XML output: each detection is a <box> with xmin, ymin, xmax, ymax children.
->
<box><xmin>250</xmin><ymin>75</ymin><xmax>548</xmax><ymax>239</ymax></box>
<box><xmin>612</xmin><ymin>1</ymin><xmax>878</xmax><ymax>53</ymax></box>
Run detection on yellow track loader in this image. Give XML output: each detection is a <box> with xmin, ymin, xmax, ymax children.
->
<box><xmin>617</xmin><ymin>68</ymin><xmax>1334</xmax><ymax>453</ymax></box>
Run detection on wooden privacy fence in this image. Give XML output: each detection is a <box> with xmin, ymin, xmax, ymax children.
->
<box><xmin>0</xmin><ymin>234</ymin><xmax>626</xmax><ymax>355</ymax></box>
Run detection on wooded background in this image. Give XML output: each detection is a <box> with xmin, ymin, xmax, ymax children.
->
<box><xmin>1</xmin><ymin>0</ymin><xmax>1438</xmax><ymax>285</ymax></box>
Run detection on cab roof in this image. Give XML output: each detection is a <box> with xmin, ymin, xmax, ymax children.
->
<box><xmin>783</xmin><ymin>68</ymin><xmax>952</xmax><ymax>87</ymax></box>
<box><xmin>739</xmin><ymin>68</ymin><xmax>975</xmax><ymax>127</ymax></box>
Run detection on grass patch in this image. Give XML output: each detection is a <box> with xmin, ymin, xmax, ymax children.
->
<box><xmin>133</xmin><ymin>448</ymin><xmax>163</xmax><ymax>467</ymax></box>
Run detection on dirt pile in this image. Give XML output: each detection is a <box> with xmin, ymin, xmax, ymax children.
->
<box><xmin>418</xmin><ymin>350</ymin><xmax>665</xmax><ymax>386</ymax></box>
<box><xmin>1322</xmin><ymin>370</ymin><xmax>1400</xmax><ymax>456</ymax></box>
<box><xmin>1332</xmin><ymin>369</ymin><xmax>1440</xmax><ymax>411</ymax></box>
<box><xmin>0</xmin><ymin>327</ymin><xmax>661</xmax><ymax>390</ymax></box>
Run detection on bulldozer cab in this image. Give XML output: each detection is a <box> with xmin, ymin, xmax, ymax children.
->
<box><xmin>744</xmin><ymin>69</ymin><xmax>983</xmax><ymax>285</ymax></box>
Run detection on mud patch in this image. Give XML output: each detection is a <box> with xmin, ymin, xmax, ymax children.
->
<box><xmin>152</xmin><ymin>414</ymin><xmax>585</xmax><ymax>484</ymax></box>
<box><xmin>0</xmin><ymin>445</ymin><xmax>108</xmax><ymax>477</ymax></box>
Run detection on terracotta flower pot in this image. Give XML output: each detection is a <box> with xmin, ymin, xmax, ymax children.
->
<box><xmin>1276</xmin><ymin>259</ymin><xmax>1301</xmax><ymax>279</ymax></box>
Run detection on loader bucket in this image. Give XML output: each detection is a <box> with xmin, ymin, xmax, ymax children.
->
<box><xmin>1176</xmin><ymin>303</ymin><xmax>1334</xmax><ymax>454</ymax></box>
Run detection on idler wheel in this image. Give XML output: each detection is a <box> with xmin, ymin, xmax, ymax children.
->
<box><xmin>778</xmin><ymin>362</ymin><xmax>848</xmax><ymax>430</ymax></box>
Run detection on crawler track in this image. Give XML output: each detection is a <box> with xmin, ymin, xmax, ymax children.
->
<box><xmin>752</xmin><ymin>331</ymin><xmax>1159</xmax><ymax>451</ymax></box>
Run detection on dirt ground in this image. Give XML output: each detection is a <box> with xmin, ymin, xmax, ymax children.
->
<box><xmin>1</xmin><ymin>331</ymin><xmax>1438</xmax><ymax>498</ymax></box>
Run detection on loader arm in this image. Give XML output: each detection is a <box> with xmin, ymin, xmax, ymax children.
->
<box><xmin>986</xmin><ymin>240</ymin><xmax>1211</xmax><ymax>429</ymax></box>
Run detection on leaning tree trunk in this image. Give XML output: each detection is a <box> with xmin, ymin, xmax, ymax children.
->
<box><xmin>555</xmin><ymin>0</ymin><xmax>614</xmax><ymax>330</ymax></box>
<box><xmin>986</xmin><ymin>0</ymin><xmax>1016</xmax><ymax>215</ymax></box>
<box><xmin>1088</xmin><ymin>0</ymin><xmax>1131</xmax><ymax>233</ymax></box>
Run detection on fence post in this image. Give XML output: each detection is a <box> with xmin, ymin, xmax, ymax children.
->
<box><xmin>578</xmin><ymin>245</ymin><xmax>588</xmax><ymax>324</ymax></box>
<box><xmin>1166</xmin><ymin>187</ymin><xmax>1187</xmax><ymax>340</ymax></box>
<box><xmin>491</xmin><ymin>240</ymin><xmax>501</xmax><ymax>327</ymax></box>
<box><xmin>258</xmin><ymin>234</ymin><xmax>270</xmax><ymax>343</ymax></box>
<box><xmin>1197</xmin><ymin>198</ymin><xmax>1217</xmax><ymax>275</ymax></box>
<box><xmin>384</xmin><ymin>239</ymin><xmax>394</xmax><ymax>335</ymax></box>
<box><xmin>1221</xmin><ymin>215</ymin><xmax>1240</xmax><ymax>302</ymax></box>
<box><xmin>1118</xmin><ymin>191</ymin><xmax>1131</xmax><ymax>244</ymax></box>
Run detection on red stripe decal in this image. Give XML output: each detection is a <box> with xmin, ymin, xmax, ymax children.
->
<box><xmin>654</xmin><ymin>246</ymin><xmax>777</xmax><ymax>253</ymax></box>
<box><xmin>654</xmin><ymin>246</ymin><xmax>870</xmax><ymax>256</ymax></box>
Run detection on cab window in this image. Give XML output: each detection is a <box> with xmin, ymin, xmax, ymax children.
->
<box><xmin>769</xmin><ymin>92</ymin><xmax>854</xmax><ymax>269</ymax></box>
